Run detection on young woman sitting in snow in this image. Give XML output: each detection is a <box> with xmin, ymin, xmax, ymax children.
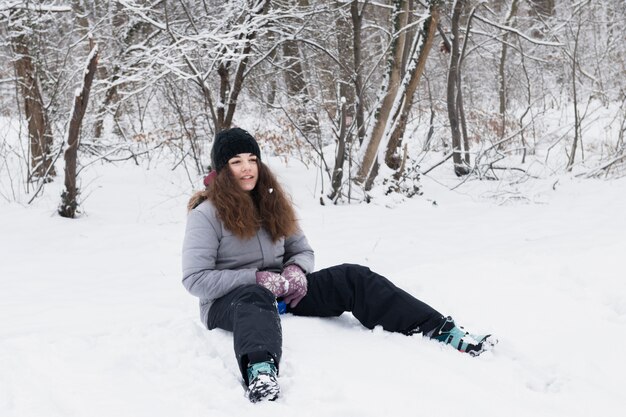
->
<box><xmin>182</xmin><ymin>127</ymin><xmax>496</xmax><ymax>403</ymax></box>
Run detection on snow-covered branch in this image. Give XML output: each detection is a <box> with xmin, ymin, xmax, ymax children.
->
<box><xmin>473</xmin><ymin>13</ymin><xmax>563</xmax><ymax>47</ymax></box>
<box><xmin>0</xmin><ymin>1</ymin><xmax>71</xmax><ymax>13</ymax></box>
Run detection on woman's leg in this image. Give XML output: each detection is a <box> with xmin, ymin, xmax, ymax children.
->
<box><xmin>289</xmin><ymin>263</ymin><xmax>445</xmax><ymax>335</ymax></box>
<box><xmin>207</xmin><ymin>284</ymin><xmax>282</xmax><ymax>384</ymax></box>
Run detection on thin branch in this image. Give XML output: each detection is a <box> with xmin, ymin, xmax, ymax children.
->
<box><xmin>472</xmin><ymin>13</ymin><xmax>563</xmax><ymax>47</ymax></box>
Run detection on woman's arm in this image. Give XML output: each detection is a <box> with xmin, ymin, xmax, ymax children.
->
<box><xmin>283</xmin><ymin>230</ymin><xmax>315</xmax><ymax>273</ymax></box>
<box><xmin>182</xmin><ymin>208</ymin><xmax>256</xmax><ymax>301</ymax></box>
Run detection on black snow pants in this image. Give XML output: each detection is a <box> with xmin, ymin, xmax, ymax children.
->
<box><xmin>207</xmin><ymin>263</ymin><xmax>445</xmax><ymax>383</ymax></box>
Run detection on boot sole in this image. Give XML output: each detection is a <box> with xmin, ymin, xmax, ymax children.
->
<box><xmin>247</xmin><ymin>380</ymin><xmax>280</xmax><ymax>403</ymax></box>
<box><xmin>468</xmin><ymin>335</ymin><xmax>498</xmax><ymax>357</ymax></box>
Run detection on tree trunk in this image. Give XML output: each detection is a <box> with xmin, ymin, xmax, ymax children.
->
<box><xmin>384</xmin><ymin>3</ymin><xmax>440</xmax><ymax>172</ymax></box>
<box><xmin>222</xmin><ymin>0</ymin><xmax>271</xmax><ymax>130</ymax></box>
<box><xmin>59</xmin><ymin>42</ymin><xmax>99</xmax><ymax>218</ymax></box>
<box><xmin>447</xmin><ymin>0</ymin><xmax>470</xmax><ymax>176</ymax></box>
<box><xmin>94</xmin><ymin>15</ymin><xmax>151</xmax><ymax>139</ymax></box>
<box><xmin>282</xmin><ymin>40</ymin><xmax>308</xmax><ymax>98</ymax></box>
<box><xmin>328</xmin><ymin>2</ymin><xmax>358</xmax><ymax>201</ymax></box>
<box><xmin>282</xmin><ymin>38</ymin><xmax>318</xmax><ymax>133</ymax></box>
<box><xmin>217</xmin><ymin>61</ymin><xmax>230</xmax><ymax>131</ymax></box>
<box><xmin>351</xmin><ymin>0</ymin><xmax>366</xmax><ymax>144</ymax></box>
<box><xmin>93</xmin><ymin>72</ymin><xmax>120</xmax><ymax>139</ymax></box>
<box><xmin>336</xmin><ymin>5</ymin><xmax>356</xmax><ymax>122</ymax></box>
<box><xmin>400</xmin><ymin>0</ymin><xmax>418</xmax><ymax>78</ymax></box>
<box><xmin>329</xmin><ymin>100</ymin><xmax>348</xmax><ymax>201</ymax></box>
<box><xmin>11</xmin><ymin>34</ymin><xmax>56</xmax><ymax>179</ymax></box>
<box><xmin>457</xmin><ymin>76</ymin><xmax>470</xmax><ymax>166</ymax></box>
<box><xmin>498</xmin><ymin>0</ymin><xmax>520</xmax><ymax>137</ymax></box>
<box><xmin>567</xmin><ymin>21</ymin><xmax>582</xmax><ymax>172</ymax></box>
<box><xmin>355</xmin><ymin>0</ymin><xmax>409</xmax><ymax>184</ymax></box>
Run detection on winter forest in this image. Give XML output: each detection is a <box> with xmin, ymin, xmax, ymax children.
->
<box><xmin>1</xmin><ymin>0</ymin><xmax>625</xmax><ymax>416</ymax></box>
<box><xmin>1</xmin><ymin>0</ymin><xmax>624</xmax><ymax>208</ymax></box>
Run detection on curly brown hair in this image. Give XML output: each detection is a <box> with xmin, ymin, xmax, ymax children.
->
<box><xmin>187</xmin><ymin>162</ymin><xmax>299</xmax><ymax>242</ymax></box>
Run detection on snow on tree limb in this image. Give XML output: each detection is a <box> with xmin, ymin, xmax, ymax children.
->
<box><xmin>473</xmin><ymin>13</ymin><xmax>563</xmax><ymax>46</ymax></box>
<box><xmin>0</xmin><ymin>2</ymin><xmax>71</xmax><ymax>13</ymax></box>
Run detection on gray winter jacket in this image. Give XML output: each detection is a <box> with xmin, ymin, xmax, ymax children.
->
<box><xmin>182</xmin><ymin>199</ymin><xmax>315</xmax><ymax>326</ymax></box>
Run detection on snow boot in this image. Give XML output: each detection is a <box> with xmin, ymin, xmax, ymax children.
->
<box><xmin>246</xmin><ymin>360</ymin><xmax>280</xmax><ymax>403</ymax></box>
<box><xmin>430</xmin><ymin>316</ymin><xmax>497</xmax><ymax>357</ymax></box>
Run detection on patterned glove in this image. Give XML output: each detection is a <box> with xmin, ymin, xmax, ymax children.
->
<box><xmin>256</xmin><ymin>271</ymin><xmax>289</xmax><ymax>298</ymax></box>
<box><xmin>282</xmin><ymin>264</ymin><xmax>308</xmax><ymax>307</ymax></box>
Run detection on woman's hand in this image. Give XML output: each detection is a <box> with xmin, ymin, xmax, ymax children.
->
<box><xmin>282</xmin><ymin>264</ymin><xmax>308</xmax><ymax>307</ymax></box>
<box><xmin>256</xmin><ymin>271</ymin><xmax>289</xmax><ymax>298</ymax></box>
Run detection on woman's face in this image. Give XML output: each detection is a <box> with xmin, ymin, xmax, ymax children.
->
<box><xmin>228</xmin><ymin>153</ymin><xmax>259</xmax><ymax>191</ymax></box>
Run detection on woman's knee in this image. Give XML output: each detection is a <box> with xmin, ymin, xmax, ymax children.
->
<box><xmin>340</xmin><ymin>264</ymin><xmax>396</xmax><ymax>292</ymax></box>
<box><xmin>235</xmin><ymin>284</ymin><xmax>276</xmax><ymax>305</ymax></box>
<box><xmin>340</xmin><ymin>263</ymin><xmax>378</xmax><ymax>281</ymax></box>
<box><xmin>208</xmin><ymin>284</ymin><xmax>276</xmax><ymax>330</ymax></box>
<box><xmin>340</xmin><ymin>263</ymin><xmax>370</xmax><ymax>274</ymax></box>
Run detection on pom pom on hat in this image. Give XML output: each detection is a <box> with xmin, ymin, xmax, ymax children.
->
<box><xmin>203</xmin><ymin>170</ymin><xmax>217</xmax><ymax>187</ymax></box>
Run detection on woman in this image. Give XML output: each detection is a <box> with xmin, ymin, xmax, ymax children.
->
<box><xmin>182</xmin><ymin>128</ymin><xmax>496</xmax><ymax>403</ymax></box>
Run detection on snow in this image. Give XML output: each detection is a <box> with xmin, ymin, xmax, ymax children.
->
<box><xmin>1</xmin><ymin>148</ymin><xmax>625</xmax><ymax>416</ymax></box>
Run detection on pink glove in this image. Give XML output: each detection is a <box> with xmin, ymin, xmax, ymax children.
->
<box><xmin>256</xmin><ymin>271</ymin><xmax>289</xmax><ymax>297</ymax></box>
<box><xmin>282</xmin><ymin>264</ymin><xmax>308</xmax><ymax>307</ymax></box>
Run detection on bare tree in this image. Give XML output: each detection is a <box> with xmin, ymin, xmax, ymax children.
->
<box><xmin>384</xmin><ymin>1</ymin><xmax>440</xmax><ymax>176</ymax></box>
<box><xmin>279</xmin><ymin>0</ymin><xmax>320</xmax><ymax>135</ymax></box>
<box><xmin>566</xmin><ymin>10</ymin><xmax>583</xmax><ymax>172</ymax></box>
<box><xmin>446</xmin><ymin>0</ymin><xmax>470</xmax><ymax>176</ymax></box>
<box><xmin>351</xmin><ymin>0</ymin><xmax>366</xmax><ymax>144</ymax></box>
<box><xmin>59</xmin><ymin>40</ymin><xmax>99</xmax><ymax>218</ymax></box>
<box><xmin>498</xmin><ymin>0</ymin><xmax>520</xmax><ymax>137</ymax></box>
<box><xmin>328</xmin><ymin>1</ymin><xmax>357</xmax><ymax>201</ymax></box>
<box><xmin>6</xmin><ymin>5</ymin><xmax>71</xmax><ymax>180</ymax></box>
<box><xmin>351</xmin><ymin>0</ymin><xmax>441</xmax><ymax>190</ymax></box>
<box><xmin>354</xmin><ymin>0</ymin><xmax>411</xmax><ymax>186</ymax></box>
<box><xmin>116</xmin><ymin>0</ymin><xmax>273</xmax><ymax>134</ymax></box>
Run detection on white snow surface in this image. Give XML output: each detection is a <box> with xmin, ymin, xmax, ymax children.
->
<box><xmin>1</xmin><ymin>158</ymin><xmax>625</xmax><ymax>417</ymax></box>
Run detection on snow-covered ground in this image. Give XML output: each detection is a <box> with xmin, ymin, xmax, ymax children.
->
<box><xmin>1</xmin><ymin>151</ymin><xmax>625</xmax><ymax>417</ymax></box>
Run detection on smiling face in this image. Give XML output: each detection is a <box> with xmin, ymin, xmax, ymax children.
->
<box><xmin>227</xmin><ymin>153</ymin><xmax>259</xmax><ymax>191</ymax></box>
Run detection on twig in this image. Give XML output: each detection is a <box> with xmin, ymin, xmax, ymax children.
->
<box><xmin>422</xmin><ymin>152</ymin><xmax>453</xmax><ymax>175</ymax></box>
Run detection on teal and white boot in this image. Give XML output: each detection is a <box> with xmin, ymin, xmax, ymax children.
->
<box><xmin>246</xmin><ymin>360</ymin><xmax>280</xmax><ymax>403</ymax></box>
<box><xmin>430</xmin><ymin>317</ymin><xmax>497</xmax><ymax>357</ymax></box>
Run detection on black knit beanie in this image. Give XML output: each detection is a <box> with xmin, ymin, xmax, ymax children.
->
<box><xmin>210</xmin><ymin>128</ymin><xmax>261</xmax><ymax>172</ymax></box>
